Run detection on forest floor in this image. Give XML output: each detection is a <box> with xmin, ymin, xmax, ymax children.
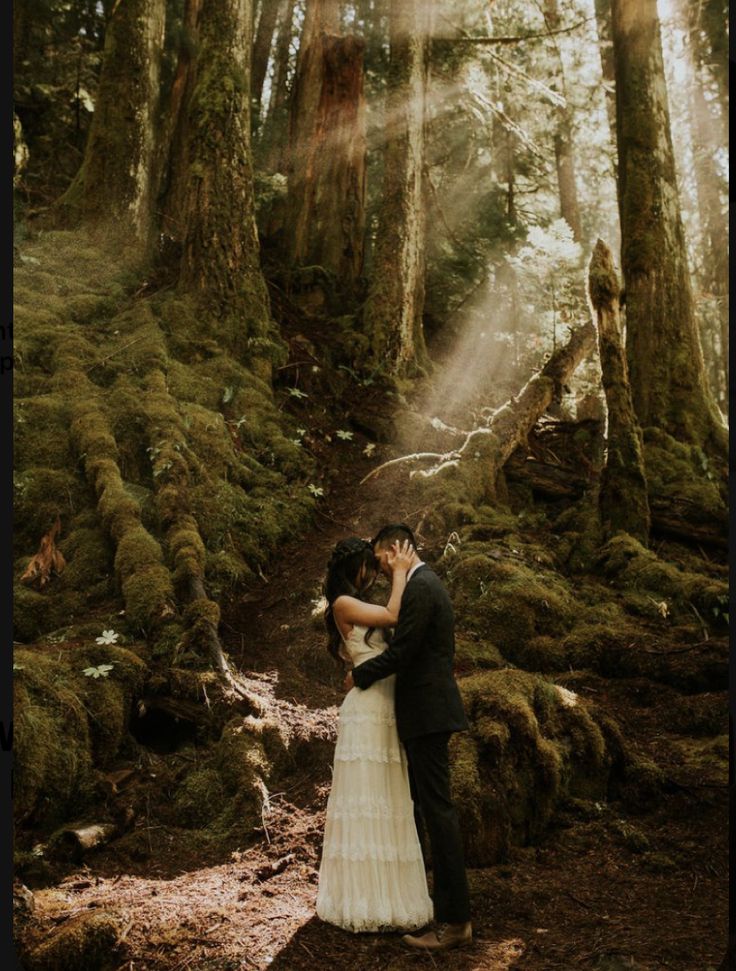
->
<box><xmin>14</xmin><ymin>276</ymin><xmax>728</xmax><ymax>971</ymax></box>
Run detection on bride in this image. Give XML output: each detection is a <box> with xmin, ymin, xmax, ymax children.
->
<box><xmin>315</xmin><ymin>536</ymin><xmax>433</xmax><ymax>933</ymax></box>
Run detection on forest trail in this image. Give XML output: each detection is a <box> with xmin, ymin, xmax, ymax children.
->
<box><xmin>16</xmin><ymin>291</ymin><xmax>727</xmax><ymax>971</ymax></box>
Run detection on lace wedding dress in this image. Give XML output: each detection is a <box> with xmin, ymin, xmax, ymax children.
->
<box><xmin>315</xmin><ymin>625</ymin><xmax>434</xmax><ymax>932</ymax></box>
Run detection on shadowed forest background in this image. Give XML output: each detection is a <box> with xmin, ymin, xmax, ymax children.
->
<box><xmin>12</xmin><ymin>0</ymin><xmax>729</xmax><ymax>969</ymax></box>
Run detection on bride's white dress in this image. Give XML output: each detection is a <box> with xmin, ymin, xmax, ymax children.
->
<box><xmin>315</xmin><ymin>624</ymin><xmax>433</xmax><ymax>932</ymax></box>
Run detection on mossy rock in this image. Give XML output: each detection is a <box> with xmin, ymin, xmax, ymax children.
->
<box><xmin>13</xmin><ymin>643</ymin><xmax>148</xmax><ymax>826</ymax></box>
<box><xmin>454</xmin><ymin>636</ymin><xmax>505</xmax><ymax>673</ymax></box>
<box><xmin>594</xmin><ymin>533</ymin><xmax>728</xmax><ymax>623</ymax></box>
<box><xmin>513</xmin><ymin>635</ymin><xmax>568</xmax><ymax>673</ymax></box>
<box><xmin>615</xmin><ymin>757</ymin><xmax>666</xmax><ymax>814</ymax></box>
<box><xmin>448</xmin><ymin>554</ymin><xmax>576</xmax><ymax>660</ymax></box>
<box><xmin>22</xmin><ymin>909</ymin><xmax>124</xmax><ymax>971</ymax></box>
<box><xmin>174</xmin><ymin>766</ymin><xmax>228</xmax><ymax>828</ymax></box>
<box><xmin>451</xmin><ymin>669</ymin><xmax>612</xmax><ymax>865</ymax></box>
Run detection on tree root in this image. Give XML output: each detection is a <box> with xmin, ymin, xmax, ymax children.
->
<box><xmin>53</xmin><ymin>337</ymin><xmax>175</xmax><ymax>631</ymax></box>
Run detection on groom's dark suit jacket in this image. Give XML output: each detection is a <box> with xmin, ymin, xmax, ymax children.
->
<box><xmin>351</xmin><ymin>564</ymin><xmax>469</xmax><ymax>742</ymax></box>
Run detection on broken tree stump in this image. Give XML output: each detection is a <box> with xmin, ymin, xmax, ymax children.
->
<box><xmin>587</xmin><ymin>239</ymin><xmax>650</xmax><ymax>544</ymax></box>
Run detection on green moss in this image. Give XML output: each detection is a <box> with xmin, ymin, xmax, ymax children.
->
<box><xmin>13</xmin><ymin>642</ymin><xmax>148</xmax><ymax>825</ymax></box>
<box><xmin>594</xmin><ymin>533</ymin><xmax>728</xmax><ymax>623</ymax></box>
<box><xmin>450</xmin><ymin>555</ymin><xmax>576</xmax><ymax>660</ymax></box>
<box><xmin>515</xmin><ymin>635</ymin><xmax>568</xmax><ymax>672</ymax></box>
<box><xmin>174</xmin><ymin>767</ymin><xmax>227</xmax><ymax>828</ymax></box>
<box><xmin>452</xmin><ymin>669</ymin><xmax>611</xmax><ymax>864</ymax></box>
<box><xmin>121</xmin><ymin>565</ymin><xmax>174</xmax><ymax>630</ymax></box>
<box><xmin>454</xmin><ymin>636</ymin><xmax>505</xmax><ymax>672</ymax></box>
<box><xmin>617</xmin><ymin>757</ymin><xmax>665</xmax><ymax>813</ymax></box>
<box><xmin>23</xmin><ymin>909</ymin><xmax>123</xmax><ymax>971</ymax></box>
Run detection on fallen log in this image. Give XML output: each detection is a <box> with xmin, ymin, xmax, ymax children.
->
<box><xmin>362</xmin><ymin>318</ymin><xmax>596</xmax><ymax>499</ymax></box>
<box><xmin>48</xmin><ymin>822</ymin><xmax>118</xmax><ymax>862</ymax></box>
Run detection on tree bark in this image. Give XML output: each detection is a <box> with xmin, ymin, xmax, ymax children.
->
<box><xmin>610</xmin><ymin>0</ymin><xmax>726</xmax><ymax>456</ymax></box>
<box><xmin>544</xmin><ymin>0</ymin><xmax>583</xmax><ymax>243</ymax></box>
<box><xmin>593</xmin><ymin>0</ymin><xmax>618</xmax><ymax>151</ymax></box>
<box><xmin>361</xmin><ymin>0</ymin><xmax>431</xmax><ymax>375</ymax></box>
<box><xmin>252</xmin><ymin>0</ymin><xmax>283</xmax><ymax>130</ymax></box>
<box><xmin>284</xmin><ymin>19</ymin><xmax>367</xmax><ymax>287</ymax></box>
<box><xmin>680</xmin><ymin>3</ymin><xmax>729</xmax><ymax>410</ymax></box>
<box><xmin>688</xmin><ymin>0</ymin><xmax>728</xmax><ymax>138</ymax></box>
<box><xmin>168</xmin><ymin>0</ymin><xmax>273</xmax><ymax>360</ymax></box>
<box><xmin>588</xmin><ymin>239</ymin><xmax>650</xmax><ymax>544</ymax></box>
<box><xmin>56</xmin><ymin>0</ymin><xmax>166</xmax><ymax>244</ymax></box>
<box><xmin>261</xmin><ymin>0</ymin><xmax>296</xmax><ymax>170</ymax></box>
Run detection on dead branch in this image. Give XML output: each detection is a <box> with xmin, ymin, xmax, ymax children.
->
<box><xmin>20</xmin><ymin>516</ymin><xmax>66</xmax><ymax>588</ymax></box>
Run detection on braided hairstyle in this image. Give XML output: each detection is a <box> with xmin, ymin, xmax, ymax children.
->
<box><xmin>323</xmin><ymin>537</ymin><xmax>377</xmax><ymax>663</ymax></box>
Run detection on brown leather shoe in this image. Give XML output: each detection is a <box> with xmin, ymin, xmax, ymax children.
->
<box><xmin>402</xmin><ymin>921</ymin><xmax>473</xmax><ymax>951</ymax></box>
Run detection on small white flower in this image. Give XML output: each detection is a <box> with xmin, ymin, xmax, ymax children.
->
<box><xmin>336</xmin><ymin>430</ymin><xmax>354</xmax><ymax>441</ymax></box>
<box><xmin>307</xmin><ymin>484</ymin><xmax>324</xmax><ymax>498</ymax></box>
<box><xmin>83</xmin><ymin>664</ymin><xmax>115</xmax><ymax>679</ymax></box>
<box><xmin>555</xmin><ymin>685</ymin><xmax>578</xmax><ymax>708</ymax></box>
<box><xmin>363</xmin><ymin>443</ymin><xmax>376</xmax><ymax>457</ymax></box>
<box><xmin>95</xmin><ymin>629</ymin><xmax>119</xmax><ymax>645</ymax></box>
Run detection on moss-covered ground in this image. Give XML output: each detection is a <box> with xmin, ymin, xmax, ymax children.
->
<box><xmin>13</xmin><ymin>230</ymin><xmax>727</xmax><ymax>970</ymax></box>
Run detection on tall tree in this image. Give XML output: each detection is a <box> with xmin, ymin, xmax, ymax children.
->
<box><xmin>362</xmin><ymin>0</ymin><xmax>431</xmax><ymax>375</ymax></box>
<box><xmin>56</xmin><ymin>0</ymin><xmax>166</xmax><ymax>243</ymax></box>
<box><xmin>260</xmin><ymin>0</ymin><xmax>296</xmax><ymax>170</ymax></box>
<box><xmin>251</xmin><ymin>0</ymin><xmax>283</xmax><ymax>131</ymax></box>
<box><xmin>593</xmin><ymin>0</ymin><xmax>617</xmax><ymax>152</ymax></box>
<box><xmin>165</xmin><ymin>0</ymin><xmax>273</xmax><ymax>361</ymax></box>
<box><xmin>284</xmin><ymin>0</ymin><xmax>368</xmax><ymax>288</ymax></box>
<box><xmin>688</xmin><ymin>0</ymin><xmax>728</xmax><ymax>136</ymax></box>
<box><xmin>543</xmin><ymin>0</ymin><xmax>583</xmax><ymax>243</ymax></box>
<box><xmin>610</xmin><ymin>0</ymin><xmax>726</xmax><ymax>455</ymax></box>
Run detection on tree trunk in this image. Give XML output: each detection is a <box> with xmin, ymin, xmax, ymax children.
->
<box><xmin>361</xmin><ymin>0</ymin><xmax>431</xmax><ymax>375</ymax></box>
<box><xmin>56</xmin><ymin>0</ymin><xmax>166</xmax><ymax>244</ymax></box>
<box><xmin>588</xmin><ymin>239</ymin><xmax>650</xmax><ymax>544</ymax></box>
<box><xmin>610</xmin><ymin>0</ymin><xmax>726</xmax><ymax>456</ymax></box>
<box><xmin>168</xmin><ymin>0</ymin><xmax>273</xmax><ymax>362</ymax></box>
<box><xmin>252</xmin><ymin>0</ymin><xmax>283</xmax><ymax>131</ymax></box>
<box><xmin>544</xmin><ymin>0</ymin><xmax>583</xmax><ymax>243</ymax></box>
<box><xmin>689</xmin><ymin>0</ymin><xmax>728</xmax><ymax>138</ymax></box>
<box><xmin>593</xmin><ymin>0</ymin><xmax>618</xmax><ymax>154</ymax></box>
<box><xmin>284</xmin><ymin>20</ymin><xmax>367</xmax><ymax>287</ymax></box>
<box><xmin>681</xmin><ymin>3</ymin><xmax>729</xmax><ymax>410</ymax></box>
<box><xmin>261</xmin><ymin>0</ymin><xmax>296</xmax><ymax>170</ymax></box>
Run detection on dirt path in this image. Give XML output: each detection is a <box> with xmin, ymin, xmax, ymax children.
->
<box><xmin>15</xmin><ymin>324</ymin><xmax>728</xmax><ymax>971</ymax></box>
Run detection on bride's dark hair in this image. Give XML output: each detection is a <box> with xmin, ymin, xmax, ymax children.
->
<box><xmin>324</xmin><ymin>537</ymin><xmax>377</xmax><ymax>663</ymax></box>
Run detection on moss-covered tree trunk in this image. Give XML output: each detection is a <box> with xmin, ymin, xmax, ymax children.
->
<box><xmin>588</xmin><ymin>240</ymin><xmax>649</xmax><ymax>544</ymax></box>
<box><xmin>167</xmin><ymin>0</ymin><xmax>274</xmax><ymax>365</ymax></box>
<box><xmin>56</xmin><ymin>0</ymin><xmax>166</xmax><ymax>243</ymax></box>
<box><xmin>362</xmin><ymin>0</ymin><xmax>431</xmax><ymax>376</ymax></box>
<box><xmin>610</xmin><ymin>0</ymin><xmax>726</xmax><ymax>457</ymax></box>
<box><xmin>285</xmin><ymin>27</ymin><xmax>367</xmax><ymax>286</ymax></box>
<box><xmin>544</xmin><ymin>0</ymin><xmax>583</xmax><ymax>243</ymax></box>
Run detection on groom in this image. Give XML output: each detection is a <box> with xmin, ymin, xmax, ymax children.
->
<box><xmin>345</xmin><ymin>523</ymin><xmax>472</xmax><ymax>951</ymax></box>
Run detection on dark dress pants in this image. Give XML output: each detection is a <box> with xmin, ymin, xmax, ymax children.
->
<box><xmin>404</xmin><ymin>731</ymin><xmax>471</xmax><ymax>924</ymax></box>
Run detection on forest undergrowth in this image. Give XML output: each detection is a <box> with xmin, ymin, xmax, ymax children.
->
<box><xmin>12</xmin><ymin>229</ymin><xmax>728</xmax><ymax>971</ymax></box>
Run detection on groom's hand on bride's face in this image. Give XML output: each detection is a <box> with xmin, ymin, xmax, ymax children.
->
<box><xmin>344</xmin><ymin>671</ymin><xmax>355</xmax><ymax>691</ymax></box>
